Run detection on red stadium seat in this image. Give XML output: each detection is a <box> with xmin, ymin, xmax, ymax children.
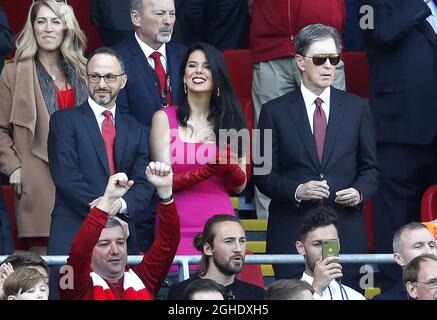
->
<box><xmin>342</xmin><ymin>51</ymin><xmax>370</xmax><ymax>99</ymax></box>
<box><xmin>222</xmin><ymin>49</ymin><xmax>255</xmax><ymax>183</ymax></box>
<box><xmin>421</xmin><ymin>185</ymin><xmax>437</xmax><ymax>221</ymax></box>
<box><xmin>363</xmin><ymin>199</ymin><xmax>375</xmax><ymax>252</ymax></box>
<box><xmin>237</xmin><ymin>250</ymin><xmax>264</xmax><ymax>288</ymax></box>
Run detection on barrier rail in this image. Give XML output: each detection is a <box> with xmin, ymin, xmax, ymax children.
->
<box><xmin>0</xmin><ymin>254</ymin><xmax>395</xmax><ymax>281</ymax></box>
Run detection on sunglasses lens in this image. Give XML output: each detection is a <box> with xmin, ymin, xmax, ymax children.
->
<box><xmin>311</xmin><ymin>55</ymin><xmax>340</xmax><ymax>66</ymax></box>
<box><xmin>329</xmin><ymin>56</ymin><xmax>341</xmax><ymax>66</ymax></box>
<box><xmin>312</xmin><ymin>57</ymin><xmax>327</xmax><ymax>66</ymax></box>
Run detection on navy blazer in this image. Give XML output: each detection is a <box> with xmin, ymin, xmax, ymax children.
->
<box><xmin>112</xmin><ymin>36</ymin><xmax>187</xmax><ymax>126</ymax></box>
<box><xmin>359</xmin><ymin>0</ymin><xmax>437</xmax><ymax>145</ymax></box>
<box><xmin>47</xmin><ymin>101</ymin><xmax>154</xmax><ymax>257</ymax></box>
<box><xmin>0</xmin><ymin>8</ymin><xmax>13</xmax><ymax>71</ymax></box>
<box><xmin>48</xmin><ymin>101</ymin><xmax>153</xmax><ymax>220</ymax></box>
<box><xmin>254</xmin><ymin>88</ymin><xmax>379</xmax><ymax>257</ymax></box>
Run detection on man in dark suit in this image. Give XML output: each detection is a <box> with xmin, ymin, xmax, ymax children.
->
<box><xmin>373</xmin><ymin>222</ymin><xmax>436</xmax><ymax>300</ymax></box>
<box><xmin>112</xmin><ymin>0</ymin><xmax>186</xmax><ymax>126</ymax></box>
<box><xmin>359</xmin><ymin>0</ymin><xmax>437</xmax><ymax>290</ymax></box>
<box><xmin>0</xmin><ymin>7</ymin><xmax>13</xmax><ymax>71</ymax></box>
<box><xmin>47</xmin><ymin>47</ymin><xmax>154</xmax><ymax>298</ymax></box>
<box><xmin>254</xmin><ymin>24</ymin><xmax>379</xmax><ymax>289</ymax></box>
<box><xmin>91</xmin><ymin>0</ymin><xmax>134</xmax><ymax>46</ymax></box>
<box><xmin>112</xmin><ymin>0</ymin><xmax>186</xmax><ymax>253</ymax></box>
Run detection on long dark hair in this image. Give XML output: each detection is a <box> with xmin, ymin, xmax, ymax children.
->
<box><xmin>176</xmin><ymin>42</ymin><xmax>247</xmax><ymax>157</ymax></box>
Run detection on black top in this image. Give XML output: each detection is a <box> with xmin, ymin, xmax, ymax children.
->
<box><xmin>167</xmin><ymin>274</ymin><xmax>265</xmax><ymax>300</ymax></box>
<box><xmin>373</xmin><ymin>283</ymin><xmax>409</xmax><ymax>300</ymax></box>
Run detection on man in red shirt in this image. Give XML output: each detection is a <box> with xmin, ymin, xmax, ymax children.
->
<box><xmin>60</xmin><ymin>162</ymin><xmax>179</xmax><ymax>300</ymax></box>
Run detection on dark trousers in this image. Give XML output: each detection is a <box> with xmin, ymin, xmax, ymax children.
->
<box><xmin>374</xmin><ymin>138</ymin><xmax>437</xmax><ymax>289</ymax></box>
<box><xmin>173</xmin><ymin>0</ymin><xmax>249</xmax><ymax>50</ymax></box>
<box><xmin>0</xmin><ymin>188</ymin><xmax>14</xmax><ymax>254</ymax></box>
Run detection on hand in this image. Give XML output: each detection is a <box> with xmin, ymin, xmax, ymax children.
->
<box><xmin>146</xmin><ymin>161</ymin><xmax>173</xmax><ymax>199</ymax></box>
<box><xmin>312</xmin><ymin>256</ymin><xmax>343</xmax><ymax>294</ymax></box>
<box><xmin>113</xmin><ymin>216</ymin><xmax>130</xmax><ymax>239</ymax></box>
<box><xmin>9</xmin><ymin>167</ymin><xmax>22</xmax><ymax>199</ymax></box>
<box><xmin>335</xmin><ymin>188</ymin><xmax>361</xmax><ymax>207</ymax></box>
<box><xmin>89</xmin><ymin>196</ymin><xmax>102</xmax><ymax>210</ymax></box>
<box><xmin>208</xmin><ymin>144</ymin><xmax>240</xmax><ymax>175</ymax></box>
<box><xmin>0</xmin><ymin>262</ymin><xmax>14</xmax><ymax>279</ymax></box>
<box><xmin>108</xmin><ymin>199</ymin><xmax>122</xmax><ymax>216</ymax></box>
<box><xmin>296</xmin><ymin>180</ymin><xmax>330</xmax><ymax>201</ymax></box>
<box><xmin>97</xmin><ymin>173</ymin><xmax>134</xmax><ymax>213</ymax></box>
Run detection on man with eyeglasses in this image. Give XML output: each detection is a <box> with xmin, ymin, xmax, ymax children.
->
<box><xmin>254</xmin><ymin>23</ymin><xmax>379</xmax><ymax>290</ymax></box>
<box><xmin>374</xmin><ymin>222</ymin><xmax>437</xmax><ymax>300</ymax></box>
<box><xmin>404</xmin><ymin>254</ymin><xmax>437</xmax><ymax>300</ymax></box>
<box><xmin>47</xmin><ymin>47</ymin><xmax>154</xmax><ymax>298</ymax></box>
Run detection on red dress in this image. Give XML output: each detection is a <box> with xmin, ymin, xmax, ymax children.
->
<box><xmin>56</xmin><ymin>87</ymin><xmax>75</xmax><ymax>110</ymax></box>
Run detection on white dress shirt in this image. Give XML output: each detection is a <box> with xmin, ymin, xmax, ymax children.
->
<box><xmin>426</xmin><ymin>0</ymin><xmax>437</xmax><ymax>33</ymax></box>
<box><xmin>88</xmin><ymin>97</ymin><xmax>128</xmax><ymax>214</ymax></box>
<box><xmin>301</xmin><ymin>272</ymin><xmax>366</xmax><ymax>300</ymax></box>
<box><xmin>300</xmin><ymin>82</ymin><xmax>331</xmax><ymax>133</ymax></box>
<box><xmin>135</xmin><ymin>32</ymin><xmax>168</xmax><ymax>71</ymax></box>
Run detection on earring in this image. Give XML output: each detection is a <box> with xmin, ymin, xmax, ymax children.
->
<box><xmin>217</xmin><ymin>85</ymin><xmax>220</xmax><ymax>97</ymax></box>
<box><xmin>183</xmin><ymin>82</ymin><xmax>187</xmax><ymax>94</ymax></box>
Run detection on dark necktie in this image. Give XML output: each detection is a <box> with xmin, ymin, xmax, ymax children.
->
<box><xmin>313</xmin><ymin>97</ymin><xmax>327</xmax><ymax>163</ymax></box>
<box><xmin>102</xmin><ymin>110</ymin><xmax>116</xmax><ymax>175</ymax></box>
<box><xmin>150</xmin><ymin>51</ymin><xmax>167</xmax><ymax>92</ymax></box>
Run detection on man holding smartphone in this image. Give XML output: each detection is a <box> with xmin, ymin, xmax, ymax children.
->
<box><xmin>295</xmin><ymin>207</ymin><xmax>365</xmax><ymax>299</ymax></box>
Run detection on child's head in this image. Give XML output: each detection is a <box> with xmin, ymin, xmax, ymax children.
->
<box><xmin>3</xmin><ymin>267</ymin><xmax>49</xmax><ymax>300</ymax></box>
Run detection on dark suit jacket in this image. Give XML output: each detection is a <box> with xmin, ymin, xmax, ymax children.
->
<box><xmin>254</xmin><ymin>88</ymin><xmax>379</xmax><ymax>260</ymax></box>
<box><xmin>90</xmin><ymin>0</ymin><xmax>133</xmax><ymax>31</ymax></box>
<box><xmin>0</xmin><ymin>8</ymin><xmax>13</xmax><ymax>71</ymax></box>
<box><xmin>373</xmin><ymin>282</ymin><xmax>409</xmax><ymax>300</ymax></box>
<box><xmin>359</xmin><ymin>0</ymin><xmax>437</xmax><ymax>145</ymax></box>
<box><xmin>47</xmin><ymin>101</ymin><xmax>154</xmax><ymax>255</ymax></box>
<box><xmin>112</xmin><ymin>36</ymin><xmax>187</xmax><ymax>126</ymax></box>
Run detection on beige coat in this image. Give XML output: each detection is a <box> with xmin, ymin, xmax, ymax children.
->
<box><xmin>0</xmin><ymin>59</ymin><xmax>54</xmax><ymax>237</ymax></box>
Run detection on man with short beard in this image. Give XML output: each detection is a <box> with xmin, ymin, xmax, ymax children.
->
<box><xmin>47</xmin><ymin>47</ymin><xmax>154</xmax><ymax>298</ymax></box>
<box><xmin>295</xmin><ymin>208</ymin><xmax>365</xmax><ymax>300</ymax></box>
<box><xmin>167</xmin><ymin>214</ymin><xmax>265</xmax><ymax>300</ymax></box>
<box><xmin>112</xmin><ymin>0</ymin><xmax>187</xmax><ymax>254</ymax></box>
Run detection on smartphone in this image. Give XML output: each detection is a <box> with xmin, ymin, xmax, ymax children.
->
<box><xmin>322</xmin><ymin>239</ymin><xmax>339</xmax><ymax>260</ymax></box>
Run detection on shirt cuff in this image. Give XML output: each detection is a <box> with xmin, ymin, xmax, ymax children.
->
<box><xmin>295</xmin><ymin>184</ymin><xmax>303</xmax><ymax>202</ymax></box>
<box><xmin>119</xmin><ymin>198</ymin><xmax>128</xmax><ymax>215</ymax></box>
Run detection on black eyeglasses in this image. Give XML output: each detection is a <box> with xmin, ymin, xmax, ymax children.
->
<box><xmin>87</xmin><ymin>73</ymin><xmax>125</xmax><ymax>83</ymax></box>
<box><xmin>415</xmin><ymin>279</ymin><xmax>437</xmax><ymax>289</ymax></box>
<box><xmin>303</xmin><ymin>54</ymin><xmax>341</xmax><ymax>66</ymax></box>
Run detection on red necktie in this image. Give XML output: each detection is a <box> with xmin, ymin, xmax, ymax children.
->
<box><xmin>102</xmin><ymin>110</ymin><xmax>116</xmax><ymax>175</ymax></box>
<box><xmin>150</xmin><ymin>51</ymin><xmax>167</xmax><ymax>92</ymax></box>
<box><xmin>313</xmin><ymin>97</ymin><xmax>327</xmax><ymax>163</ymax></box>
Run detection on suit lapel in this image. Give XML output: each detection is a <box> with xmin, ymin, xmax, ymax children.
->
<box><xmin>321</xmin><ymin>88</ymin><xmax>345</xmax><ymax>168</ymax></box>
<box><xmin>417</xmin><ymin>20</ymin><xmax>436</xmax><ymax>45</ymax></box>
<box><xmin>114</xmin><ymin>110</ymin><xmax>128</xmax><ymax>170</ymax></box>
<box><xmin>80</xmin><ymin>103</ymin><xmax>110</xmax><ymax>175</ymax></box>
<box><xmin>128</xmin><ymin>36</ymin><xmax>161</xmax><ymax>107</ymax></box>
<box><xmin>286</xmin><ymin>92</ymin><xmax>320</xmax><ymax>169</ymax></box>
<box><xmin>167</xmin><ymin>43</ymin><xmax>183</xmax><ymax>102</ymax></box>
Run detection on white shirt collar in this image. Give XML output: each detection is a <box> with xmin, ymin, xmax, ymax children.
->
<box><xmin>88</xmin><ymin>97</ymin><xmax>116</xmax><ymax>120</ymax></box>
<box><xmin>300</xmin><ymin>82</ymin><xmax>331</xmax><ymax>109</ymax></box>
<box><xmin>134</xmin><ymin>32</ymin><xmax>167</xmax><ymax>61</ymax></box>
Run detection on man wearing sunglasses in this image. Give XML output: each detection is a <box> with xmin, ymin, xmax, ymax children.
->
<box><xmin>254</xmin><ymin>23</ymin><xmax>379</xmax><ymax>290</ymax></box>
<box><xmin>359</xmin><ymin>0</ymin><xmax>437</xmax><ymax>293</ymax></box>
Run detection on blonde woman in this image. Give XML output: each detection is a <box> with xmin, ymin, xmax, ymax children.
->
<box><xmin>0</xmin><ymin>0</ymin><xmax>87</xmax><ymax>254</ymax></box>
